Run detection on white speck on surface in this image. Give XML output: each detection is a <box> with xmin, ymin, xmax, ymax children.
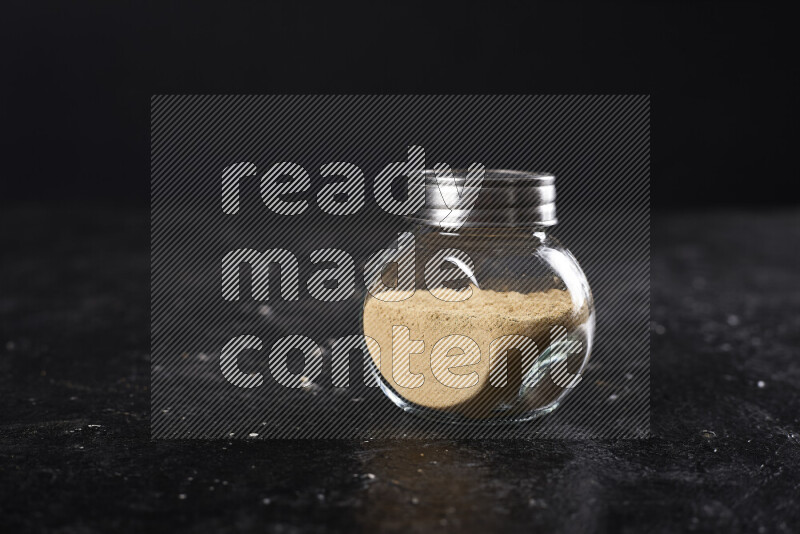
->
<box><xmin>608</xmin><ymin>394</ymin><xmax>619</xmax><ymax>401</ymax></box>
<box><xmin>197</xmin><ymin>353</ymin><xmax>210</xmax><ymax>362</ymax></box>
<box><xmin>178</xmin><ymin>493</ymin><xmax>187</xmax><ymax>500</ymax></box>
<box><xmin>258</xmin><ymin>305</ymin><xmax>273</xmax><ymax>317</ymax></box>
<box><xmin>262</xmin><ymin>498</ymin><xmax>272</xmax><ymax>505</ymax></box>
<box><xmin>653</xmin><ymin>323</ymin><xmax>666</xmax><ymax>335</ymax></box>
<box><xmin>411</xmin><ymin>497</ymin><xmax>419</xmax><ymax>505</ymax></box>
<box><xmin>726</xmin><ymin>314</ymin><xmax>740</xmax><ymax>326</ymax></box>
<box><xmin>528</xmin><ymin>498</ymin><xmax>547</xmax><ymax>508</ymax></box>
<box><xmin>299</xmin><ymin>376</ymin><xmax>321</xmax><ymax>394</ymax></box>
<box><xmin>248</xmin><ymin>433</ymin><xmax>259</xmax><ymax>438</ymax></box>
<box><xmin>757</xmin><ymin>380</ymin><xmax>766</xmax><ymax>389</ymax></box>
<box><xmin>624</xmin><ymin>373</ymin><xmax>634</xmax><ymax>380</ymax></box>
<box><xmin>700</xmin><ymin>430</ymin><xmax>717</xmax><ymax>439</ymax></box>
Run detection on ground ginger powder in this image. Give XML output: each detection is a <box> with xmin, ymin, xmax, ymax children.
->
<box><xmin>363</xmin><ymin>286</ymin><xmax>583</xmax><ymax>419</ymax></box>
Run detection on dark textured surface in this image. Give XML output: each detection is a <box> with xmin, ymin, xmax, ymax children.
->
<box><xmin>1</xmin><ymin>206</ymin><xmax>799</xmax><ymax>533</ymax></box>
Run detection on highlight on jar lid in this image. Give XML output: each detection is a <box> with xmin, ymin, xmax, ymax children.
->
<box><xmin>408</xmin><ymin>168</ymin><xmax>558</xmax><ymax>229</ymax></box>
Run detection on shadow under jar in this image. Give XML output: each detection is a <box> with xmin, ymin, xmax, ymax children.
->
<box><xmin>362</xmin><ymin>169</ymin><xmax>594</xmax><ymax>424</ymax></box>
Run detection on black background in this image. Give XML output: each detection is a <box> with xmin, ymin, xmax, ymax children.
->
<box><xmin>3</xmin><ymin>3</ymin><xmax>800</xmax><ymax>533</ymax></box>
<box><xmin>1</xmin><ymin>1</ymin><xmax>795</xmax><ymax>209</ymax></box>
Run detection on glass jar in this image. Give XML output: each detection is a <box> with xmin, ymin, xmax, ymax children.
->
<box><xmin>362</xmin><ymin>169</ymin><xmax>594</xmax><ymax>424</ymax></box>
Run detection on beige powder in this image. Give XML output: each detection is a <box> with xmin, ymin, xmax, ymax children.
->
<box><xmin>363</xmin><ymin>287</ymin><xmax>584</xmax><ymax>419</ymax></box>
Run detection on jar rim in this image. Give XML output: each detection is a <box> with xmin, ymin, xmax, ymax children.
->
<box><xmin>421</xmin><ymin>168</ymin><xmax>554</xmax><ymax>185</ymax></box>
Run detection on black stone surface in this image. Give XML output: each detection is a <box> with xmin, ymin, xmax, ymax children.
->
<box><xmin>1</xmin><ymin>206</ymin><xmax>799</xmax><ymax>533</ymax></box>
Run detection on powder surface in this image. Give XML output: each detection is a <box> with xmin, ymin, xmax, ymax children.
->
<box><xmin>363</xmin><ymin>287</ymin><xmax>583</xmax><ymax>418</ymax></box>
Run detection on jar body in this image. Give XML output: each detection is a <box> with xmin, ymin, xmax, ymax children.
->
<box><xmin>361</xmin><ymin>225</ymin><xmax>595</xmax><ymax>424</ymax></box>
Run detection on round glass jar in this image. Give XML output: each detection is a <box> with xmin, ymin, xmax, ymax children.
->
<box><xmin>362</xmin><ymin>169</ymin><xmax>594</xmax><ymax>424</ymax></box>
